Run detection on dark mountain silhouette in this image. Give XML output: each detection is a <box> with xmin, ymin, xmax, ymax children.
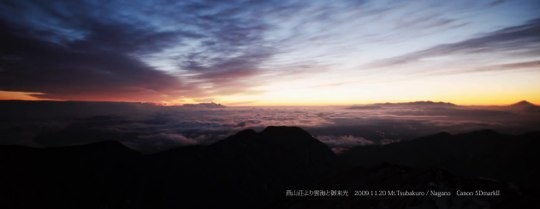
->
<box><xmin>0</xmin><ymin>126</ymin><xmax>339</xmax><ymax>209</ymax></box>
<box><xmin>282</xmin><ymin>165</ymin><xmax>532</xmax><ymax>209</ymax></box>
<box><xmin>349</xmin><ymin>101</ymin><xmax>456</xmax><ymax>110</ymax></box>
<box><xmin>1</xmin><ymin>127</ymin><xmax>538</xmax><ymax>209</ymax></box>
<box><xmin>385</xmin><ymin>101</ymin><xmax>457</xmax><ymax>107</ymax></box>
<box><xmin>341</xmin><ymin>130</ymin><xmax>540</xmax><ymax>190</ymax></box>
<box><xmin>285</xmin><ymin>130</ymin><xmax>540</xmax><ymax>209</ymax></box>
<box><xmin>508</xmin><ymin>100</ymin><xmax>539</xmax><ymax>112</ymax></box>
<box><xmin>181</xmin><ymin>102</ymin><xmax>225</xmax><ymax>108</ymax></box>
<box><xmin>510</xmin><ymin>100</ymin><xmax>536</xmax><ymax>107</ymax></box>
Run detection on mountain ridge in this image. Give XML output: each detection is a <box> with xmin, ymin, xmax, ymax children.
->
<box><xmin>1</xmin><ymin>127</ymin><xmax>538</xmax><ymax>208</ymax></box>
<box><xmin>341</xmin><ymin>129</ymin><xmax>540</xmax><ymax>189</ymax></box>
<box><xmin>0</xmin><ymin>126</ymin><xmax>339</xmax><ymax>209</ymax></box>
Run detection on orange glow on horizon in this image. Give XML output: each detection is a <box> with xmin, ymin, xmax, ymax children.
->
<box><xmin>1</xmin><ymin>91</ymin><xmax>538</xmax><ymax>107</ymax></box>
<box><xmin>0</xmin><ymin>91</ymin><xmax>47</xmax><ymax>101</ymax></box>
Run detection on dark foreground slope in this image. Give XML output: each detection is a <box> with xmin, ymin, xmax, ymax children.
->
<box><xmin>321</xmin><ymin>130</ymin><xmax>540</xmax><ymax>209</ymax></box>
<box><xmin>1</xmin><ymin>127</ymin><xmax>539</xmax><ymax>209</ymax></box>
<box><xmin>341</xmin><ymin>130</ymin><xmax>540</xmax><ymax>189</ymax></box>
<box><xmin>0</xmin><ymin>126</ymin><xmax>339</xmax><ymax>209</ymax></box>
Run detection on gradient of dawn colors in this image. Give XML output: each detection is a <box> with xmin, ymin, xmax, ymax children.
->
<box><xmin>1</xmin><ymin>0</ymin><xmax>539</xmax><ymax>105</ymax></box>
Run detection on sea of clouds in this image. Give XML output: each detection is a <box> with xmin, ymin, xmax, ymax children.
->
<box><xmin>1</xmin><ymin>102</ymin><xmax>538</xmax><ymax>153</ymax></box>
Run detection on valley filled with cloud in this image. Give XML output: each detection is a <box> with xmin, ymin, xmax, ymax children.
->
<box><xmin>2</xmin><ymin>101</ymin><xmax>538</xmax><ymax>153</ymax></box>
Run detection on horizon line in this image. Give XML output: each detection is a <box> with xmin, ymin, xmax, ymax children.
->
<box><xmin>0</xmin><ymin>99</ymin><xmax>536</xmax><ymax>107</ymax></box>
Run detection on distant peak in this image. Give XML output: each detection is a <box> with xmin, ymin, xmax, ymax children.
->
<box><xmin>508</xmin><ymin>100</ymin><xmax>539</xmax><ymax>112</ymax></box>
<box><xmin>182</xmin><ymin>102</ymin><xmax>225</xmax><ymax>108</ymax></box>
<box><xmin>510</xmin><ymin>100</ymin><xmax>535</xmax><ymax>107</ymax></box>
<box><xmin>406</xmin><ymin>101</ymin><xmax>456</xmax><ymax>106</ymax></box>
<box><xmin>352</xmin><ymin>101</ymin><xmax>456</xmax><ymax>107</ymax></box>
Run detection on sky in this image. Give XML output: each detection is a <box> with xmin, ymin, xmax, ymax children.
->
<box><xmin>0</xmin><ymin>0</ymin><xmax>539</xmax><ymax>105</ymax></box>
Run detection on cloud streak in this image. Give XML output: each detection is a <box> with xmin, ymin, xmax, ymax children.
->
<box><xmin>365</xmin><ymin>18</ymin><xmax>540</xmax><ymax>73</ymax></box>
<box><xmin>0</xmin><ymin>14</ymin><xmax>190</xmax><ymax>101</ymax></box>
<box><xmin>0</xmin><ymin>0</ymin><xmax>279</xmax><ymax>100</ymax></box>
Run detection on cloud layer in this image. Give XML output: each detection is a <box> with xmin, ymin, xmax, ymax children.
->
<box><xmin>1</xmin><ymin>101</ymin><xmax>539</xmax><ymax>153</ymax></box>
